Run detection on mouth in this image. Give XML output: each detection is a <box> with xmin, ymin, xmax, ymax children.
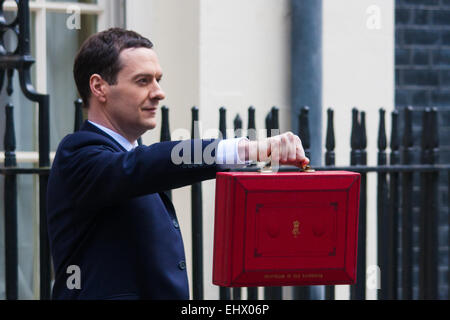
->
<box><xmin>142</xmin><ymin>107</ymin><xmax>157</xmax><ymax>114</ymax></box>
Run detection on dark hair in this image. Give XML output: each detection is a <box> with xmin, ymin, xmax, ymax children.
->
<box><xmin>73</xmin><ymin>28</ymin><xmax>153</xmax><ymax>107</ymax></box>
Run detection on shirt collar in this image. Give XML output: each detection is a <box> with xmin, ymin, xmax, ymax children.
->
<box><xmin>88</xmin><ymin>120</ymin><xmax>139</xmax><ymax>152</ymax></box>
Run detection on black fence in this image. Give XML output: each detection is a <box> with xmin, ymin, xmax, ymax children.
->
<box><xmin>159</xmin><ymin>104</ymin><xmax>447</xmax><ymax>301</ymax></box>
<box><xmin>1</xmin><ymin>0</ymin><xmax>449</xmax><ymax>301</ymax></box>
<box><xmin>6</xmin><ymin>99</ymin><xmax>450</xmax><ymax>300</ymax></box>
<box><xmin>0</xmin><ymin>0</ymin><xmax>51</xmax><ymax>300</ymax></box>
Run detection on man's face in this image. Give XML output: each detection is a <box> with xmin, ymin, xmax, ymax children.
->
<box><xmin>103</xmin><ymin>47</ymin><xmax>165</xmax><ymax>140</ymax></box>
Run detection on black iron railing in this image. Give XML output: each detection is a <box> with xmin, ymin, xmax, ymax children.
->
<box><xmin>0</xmin><ymin>0</ymin><xmax>51</xmax><ymax>300</ymax></box>
<box><xmin>1</xmin><ymin>0</ymin><xmax>449</xmax><ymax>301</ymax></box>
<box><xmin>222</xmin><ymin>105</ymin><xmax>448</xmax><ymax>300</ymax></box>
<box><xmin>3</xmin><ymin>96</ymin><xmax>450</xmax><ymax>300</ymax></box>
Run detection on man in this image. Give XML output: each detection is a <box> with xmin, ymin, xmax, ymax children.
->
<box><xmin>47</xmin><ymin>28</ymin><xmax>308</xmax><ymax>300</ymax></box>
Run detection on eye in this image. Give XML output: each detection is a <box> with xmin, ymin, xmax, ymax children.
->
<box><xmin>137</xmin><ymin>78</ymin><xmax>149</xmax><ymax>85</ymax></box>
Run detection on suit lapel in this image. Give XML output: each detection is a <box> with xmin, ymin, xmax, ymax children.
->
<box><xmin>82</xmin><ymin>121</ymin><xmax>178</xmax><ymax>214</ymax></box>
<box><xmin>81</xmin><ymin>121</ymin><xmax>179</xmax><ymax>216</ymax></box>
<box><xmin>158</xmin><ymin>191</ymin><xmax>177</xmax><ymax>216</ymax></box>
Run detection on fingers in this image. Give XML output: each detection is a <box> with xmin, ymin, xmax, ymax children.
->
<box><xmin>287</xmin><ymin>132</ymin><xmax>297</xmax><ymax>162</ymax></box>
<box><xmin>247</xmin><ymin>132</ymin><xmax>309</xmax><ymax>168</ymax></box>
<box><xmin>267</xmin><ymin>132</ymin><xmax>309</xmax><ymax>168</ymax></box>
<box><xmin>300</xmin><ymin>156</ymin><xmax>310</xmax><ymax>168</ymax></box>
<box><xmin>258</xmin><ymin>140</ymin><xmax>269</xmax><ymax>162</ymax></box>
<box><xmin>267</xmin><ymin>137</ymin><xmax>280</xmax><ymax>165</ymax></box>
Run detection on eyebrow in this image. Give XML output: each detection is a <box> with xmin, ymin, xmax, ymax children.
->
<box><xmin>132</xmin><ymin>73</ymin><xmax>163</xmax><ymax>81</ymax></box>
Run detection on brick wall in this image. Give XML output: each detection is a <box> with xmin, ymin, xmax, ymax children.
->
<box><xmin>395</xmin><ymin>0</ymin><xmax>449</xmax><ymax>299</ymax></box>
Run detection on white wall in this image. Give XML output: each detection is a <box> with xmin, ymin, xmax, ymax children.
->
<box><xmin>127</xmin><ymin>0</ymin><xmax>395</xmax><ymax>300</ymax></box>
<box><xmin>127</xmin><ymin>0</ymin><xmax>291</xmax><ymax>300</ymax></box>
<box><xmin>199</xmin><ymin>0</ymin><xmax>292</xmax><ymax>300</ymax></box>
<box><xmin>127</xmin><ymin>0</ymin><xmax>202</xmax><ymax>299</ymax></box>
<box><xmin>126</xmin><ymin>0</ymin><xmax>201</xmax><ymax>143</ymax></box>
<box><xmin>322</xmin><ymin>0</ymin><xmax>395</xmax><ymax>300</ymax></box>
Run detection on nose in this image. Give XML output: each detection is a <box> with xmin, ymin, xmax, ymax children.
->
<box><xmin>149</xmin><ymin>80</ymin><xmax>166</xmax><ymax>101</ymax></box>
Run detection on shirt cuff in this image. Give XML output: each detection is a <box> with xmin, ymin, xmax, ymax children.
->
<box><xmin>216</xmin><ymin>137</ymin><xmax>248</xmax><ymax>167</ymax></box>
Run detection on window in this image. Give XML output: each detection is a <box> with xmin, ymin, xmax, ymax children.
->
<box><xmin>0</xmin><ymin>0</ymin><xmax>124</xmax><ymax>299</ymax></box>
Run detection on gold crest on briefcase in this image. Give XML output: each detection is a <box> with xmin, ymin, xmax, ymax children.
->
<box><xmin>292</xmin><ymin>220</ymin><xmax>300</xmax><ymax>238</ymax></box>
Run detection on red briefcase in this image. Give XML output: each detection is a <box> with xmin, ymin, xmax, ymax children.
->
<box><xmin>213</xmin><ymin>169</ymin><xmax>360</xmax><ymax>287</ymax></box>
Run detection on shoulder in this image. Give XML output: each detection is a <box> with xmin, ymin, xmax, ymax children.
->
<box><xmin>57</xmin><ymin>130</ymin><xmax>119</xmax><ymax>152</ymax></box>
<box><xmin>52</xmin><ymin>130</ymin><xmax>121</xmax><ymax>167</ymax></box>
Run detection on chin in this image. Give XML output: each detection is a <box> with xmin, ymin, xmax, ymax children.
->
<box><xmin>144</xmin><ymin>121</ymin><xmax>157</xmax><ymax>130</ymax></box>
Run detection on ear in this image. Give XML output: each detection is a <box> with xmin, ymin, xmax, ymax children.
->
<box><xmin>89</xmin><ymin>74</ymin><xmax>108</xmax><ymax>104</ymax></box>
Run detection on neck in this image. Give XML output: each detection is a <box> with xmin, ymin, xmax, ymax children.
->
<box><xmin>87</xmin><ymin>106</ymin><xmax>138</xmax><ymax>144</ymax></box>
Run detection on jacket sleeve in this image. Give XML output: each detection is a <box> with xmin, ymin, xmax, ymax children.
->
<box><xmin>54</xmin><ymin>133</ymin><xmax>221</xmax><ymax>208</ymax></box>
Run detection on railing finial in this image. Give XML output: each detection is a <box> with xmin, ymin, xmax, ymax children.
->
<box><xmin>219</xmin><ymin>106</ymin><xmax>227</xmax><ymax>139</ymax></box>
<box><xmin>325</xmin><ymin>108</ymin><xmax>335</xmax><ymax>166</ymax></box>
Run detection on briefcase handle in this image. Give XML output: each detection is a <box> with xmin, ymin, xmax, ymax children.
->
<box><xmin>230</xmin><ymin>161</ymin><xmax>315</xmax><ymax>173</ymax></box>
<box><xmin>260</xmin><ymin>161</ymin><xmax>315</xmax><ymax>173</ymax></box>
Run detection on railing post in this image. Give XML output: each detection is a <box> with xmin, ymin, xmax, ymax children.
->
<box><xmin>419</xmin><ymin>108</ymin><xmax>430</xmax><ymax>300</ymax></box>
<box><xmin>360</xmin><ymin>112</ymin><xmax>367</xmax><ymax>165</ymax></box>
<box><xmin>271</xmin><ymin>106</ymin><xmax>280</xmax><ymax>137</ymax></box>
<box><xmin>325</xmin><ymin>108</ymin><xmax>335</xmax><ymax>167</ymax></box>
<box><xmin>359</xmin><ymin>110</ymin><xmax>368</xmax><ymax>301</ymax></box>
<box><xmin>160</xmin><ymin>106</ymin><xmax>172</xmax><ymax>199</ymax></box>
<box><xmin>191</xmin><ymin>106</ymin><xmax>203</xmax><ymax>300</ymax></box>
<box><xmin>38</xmin><ymin>93</ymin><xmax>51</xmax><ymax>301</ymax></box>
<box><xmin>218</xmin><ymin>106</ymin><xmax>230</xmax><ymax>300</ymax></box>
<box><xmin>265</xmin><ymin>111</ymin><xmax>273</xmax><ymax>138</ymax></box>
<box><xmin>387</xmin><ymin>110</ymin><xmax>400</xmax><ymax>300</ymax></box>
<box><xmin>401</xmin><ymin>106</ymin><xmax>414</xmax><ymax>300</ymax></box>
<box><xmin>247</xmin><ymin>106</ymin><xmax>257</xmax><ymax>142</ymax></box>
<box><xmin>298</xmin><ymin>106</ymin><xmax>311</xmax><ymax>160</ymax></box>
<box><xmin>377</xmin><ymin>108</ymin><xmax>388</xmax><ymax>300</ymax></box>
<box><xmin>160</xmin><ymin>106</ymin><xmax>171</xmax><ymax>142</ymax></box>
<box><xmin>350</xmin><ymin>108</ymin><xmax>367</xmax><ymax>300</ymax></box>
<box><xmin>264</xmin><ymin>107</ymin><xmax>282</xmax><ymax>300</ymax></box>
<box><xmin>4</xmin><ymin>98</ymin><xmax>18</xmax><ymax>300</ymax></box>
<box><xmin>234</xmin><ymin>114</ymin><xmax>243</xmax><ymax>139</ymax></box>
<box><xmin>324</xmin><ymin>108</ymin><xmax>335</xmax><ymax>300</ymax></box>
<box><xmin>232</xmin><ymin>114</ymin><xmax>242</xmax><ymax>301</ymax></box>
<box><xmin>74</xmin><ymin>99</ymin><xmax>83</xmax><ymax>132</ymax></box>
<box><xmin>350</xmin><ymin>108</ymin><xmax>361</xmax><ymax>166</ymax></box>
<box><xmin>427</xmin><ymin>107</ymin><xmax>439</xmax><ymax>300</ymax></box>
<box><xmin>294</xmin><ymin>106</ymin><xmax>313</xmax><ymax>300</ymax></box>
<box><xmin>219</xmin><ymin>107</ymin><xmax>227</xmax><ymax>139</ymax></box>
<box><xmin>419</xmin><ymin>108</ymin><xmax>439</xmax><ymax>299</ymax></box>
<box><xmin>246</xmin><ymin>107</ymin><xmax>259</xmax><ymax>300</ymax></box>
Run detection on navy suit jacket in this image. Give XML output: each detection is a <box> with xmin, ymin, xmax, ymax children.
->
<box><xmin>47</xmin><ymin>121</ymin><xmax>221</xmax><ymax>299</ymax></box>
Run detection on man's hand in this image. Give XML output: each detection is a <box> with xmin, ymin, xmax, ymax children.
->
<box><xmin>238</xmin><ymin>132</ymin><xmax>310</xmax><ymax>169</ymax></box>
